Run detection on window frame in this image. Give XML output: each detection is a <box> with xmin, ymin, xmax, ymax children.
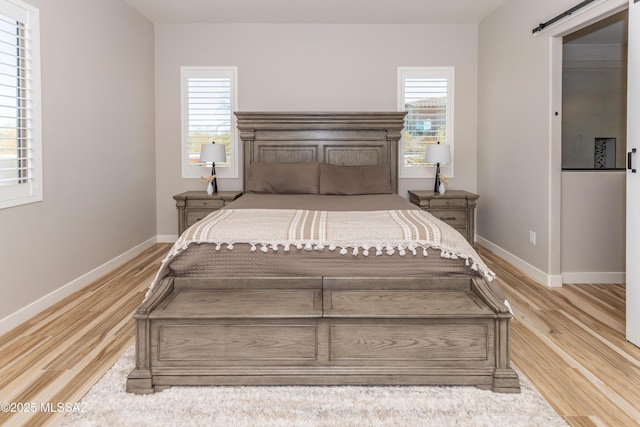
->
<box><xmin>397</xmin><ymin>67</ymin><xmax>454</xmax><ymax>179</ymax></box>
<box><xmin>0</xmin><ymin>0</ymin><xmax>42</xmax><ymax>210</ymax></box>
<box><xmin>180</xmin><ymin>66</ymin><xmax>238</xmax><ymax>179</ymax></box>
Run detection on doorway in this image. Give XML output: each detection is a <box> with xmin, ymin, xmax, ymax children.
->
<box><xmin>560</xmin><ymin>10</ymin><xmax>628</xmax><ymax>284</ymax></box>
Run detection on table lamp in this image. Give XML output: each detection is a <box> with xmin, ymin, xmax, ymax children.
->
<box><xmin>199</xmin><ymin>141</ymin><xmax>227</xmax><ymax>195</ymax></box>
<box><xmin>424</xmin><ymin>142</ymin><xmax>451</xmax><ymax>194</ymax></box>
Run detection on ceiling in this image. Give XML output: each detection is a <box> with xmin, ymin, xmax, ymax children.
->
<box><xmin>123</xmin><ymin>0</ymin><xmax>511</xmax><ymax>24</ymax></box>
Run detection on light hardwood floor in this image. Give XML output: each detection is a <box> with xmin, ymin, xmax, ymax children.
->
<box><xmin>0</xmin><ymin>243</ymin><xmax>638</xmax><ymax>426</ymax></box>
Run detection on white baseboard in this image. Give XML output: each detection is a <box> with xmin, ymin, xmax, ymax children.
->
<box><xmin>476</xmin><ymin>236</ymin><xmax>563</xmax><ymax>288</ymax></box>
<box><xmin>0</xmin><ymin>236</ymin><xmax>158</xmax><ymax>336</ymax></box>
<box><xmin>476</xmin><ymin>236</ymin><xmax>625</xmax><ymax>286</ymax></box>
<box><xmin>562</xmin><ymin>272</ymin><xmax>625</xmax><ymax>284</ymax></box>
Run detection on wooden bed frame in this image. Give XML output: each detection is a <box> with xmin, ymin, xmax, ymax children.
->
<box><xmin>126</xmin><ymin>112</ymin><xmax>520</xmax><ymax>394</ymax></box>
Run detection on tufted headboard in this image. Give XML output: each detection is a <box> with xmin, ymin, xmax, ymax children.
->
<box><xmin>234</xmin><ymin>111</ymin><xmax>407</xmax><ymax>194</ymax></box>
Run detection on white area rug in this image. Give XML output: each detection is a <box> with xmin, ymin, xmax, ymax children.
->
<box><xmin>62</xmin><ymin>345</ymin><xmax>567</xmax><ymax>427</ymax></box>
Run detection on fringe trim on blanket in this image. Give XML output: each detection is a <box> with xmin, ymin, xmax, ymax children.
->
<box><xmin>166</xmin><ymin>238</ymin><xmax>494</xmax><ymax>282</ymax></box>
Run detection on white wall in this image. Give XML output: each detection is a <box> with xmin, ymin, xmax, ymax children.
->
<box><xmin>477</xmin><ymin>0</ymin><xmax>627</xmax><ymax>284</ymax></box>
<box><xmin>154</xmin><ymin>23</ymin><xmax>479</xmax><ymax>237</ymax></box>
<box><xmin>0</xmin><ymin>0</ymin><xmax>156</xmax><ymax>328</ymax></box>
<box><xmin>561</xmin><ymin>172</ymin><xmax>625</xmax><ymax>283</ymax></box>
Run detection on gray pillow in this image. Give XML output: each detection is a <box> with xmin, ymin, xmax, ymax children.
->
<box><xmin>246</xmin><ymin>162</ymin><xmax>320</xmax><ymax>194</ymax></box>
<box><xmin>319</xmin><ymin>163</ymin><xmax>393</xmax><ymax>195</ymax></box>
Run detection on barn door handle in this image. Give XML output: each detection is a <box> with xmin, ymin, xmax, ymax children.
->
<box><xmin>630</xmin><ymin>149</ymin><xmax>637</xmax><ymax>173</ymax></box>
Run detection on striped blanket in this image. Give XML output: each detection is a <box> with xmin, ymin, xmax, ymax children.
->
<box><xmin>163</xmin><ymin>209</ymin><xmax>495</xmax><ymax>283</ymax></box>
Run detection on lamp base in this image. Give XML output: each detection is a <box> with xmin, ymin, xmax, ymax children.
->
<box><xmin>211</xmin><ymin>164</ymin><xmax>218</xmax><ymax>194</ymax></box>
<box><xmin>433</xmin><ymin>163</ymin><xmax>441</xmax><ymax>193</ymax></box>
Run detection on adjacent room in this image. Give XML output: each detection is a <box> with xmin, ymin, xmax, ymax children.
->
<box><xmin>0</xmin><ymin>0</ymin><xmax>638</xmax><ymax>425</ymax></box>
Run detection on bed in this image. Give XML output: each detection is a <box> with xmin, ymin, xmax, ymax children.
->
<box><xmin>126</xmin><ymin>111</ymin><xmax>520</xmax><ymax>394</ymax></box>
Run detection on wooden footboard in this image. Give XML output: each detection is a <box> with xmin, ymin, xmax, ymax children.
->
<box><xmin>126</xmin><ymin>276</ymin><xmax>520</xmax><ymax>394</ymax></box>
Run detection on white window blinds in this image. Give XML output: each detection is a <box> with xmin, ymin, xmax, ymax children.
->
<box><xmin>181</xmin><ymin>67</ymin><xmax>238</xmax><ymax>179</ymax></box>
<box><xmin>398</xmin><ymin>67</ymin><xmax>454</xmax><ymax>178</ymax></box>
<box><xmin>0</xmin><ymin>0</ymin><xmax>41</xmax><ymax>209</ymax></box>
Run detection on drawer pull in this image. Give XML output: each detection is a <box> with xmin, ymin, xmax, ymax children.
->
<box><xmin>439</xmin><ymin>216</ymin><xmax>457</xmax><ymax>221</ymax></box>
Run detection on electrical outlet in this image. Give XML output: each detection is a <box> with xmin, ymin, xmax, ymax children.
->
<box><xmin>529</xmin><ymin>231</ymin><xmax>536</xmax><ymax>245</ymax></box>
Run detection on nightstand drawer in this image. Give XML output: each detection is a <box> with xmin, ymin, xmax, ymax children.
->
<box><xmin>186</xmin><ymin>199</ymin><xmax>225</xmax><ymax>209</ymax></box>
<box><xmin>428</xmin><ymin>198</ymin><xmax>467</xmax><ymax>208</ymax></box>
<box><xmin>429</xmin><ymin>210</ymin><xmax>467</xmax><ymax>229</ymax></box>
<box><xmin>453</xmin><ymin>227</ymin><xmax>467</xmax><ymax>236</ymax></box>
<box><xmin>186</xmin><ymin>211</ymin><xmax>212</xmax><ymax>227</ymax></box>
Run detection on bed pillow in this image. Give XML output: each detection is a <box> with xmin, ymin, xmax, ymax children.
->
<box><xmin>319</xmin><ymin>163</ymin><xmax>393</xmax><ymax>195</ymax></box>
<box><xmin>246</xmin><ymin>162</ymin><xmax>321</xmax><ymax>194</ymax></box>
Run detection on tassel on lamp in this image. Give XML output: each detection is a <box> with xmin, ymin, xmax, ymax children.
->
<box><xmin>424</xmin><ymin>141</ymin><xmax>451</xmax><ymax>194</ymax></box>
<box><xmin>199</xmin><ymin>141</ymin><xmax>227</xmax><ymax>195</ymax></box>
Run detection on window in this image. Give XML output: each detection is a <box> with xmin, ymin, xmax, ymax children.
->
<box><xmin>0</xmin><ymin>0</ymin><xmax>41</xmax><ymax>209</ymax></box>
<box><xmin>181</xmin><ymin>66</ymin><xmax>238</xmax><ymax>179</ymax></box>
<box><xmin>397</xmin><ymin>67</ymin><xmax>454</xmax><ymax>178</ymax></box>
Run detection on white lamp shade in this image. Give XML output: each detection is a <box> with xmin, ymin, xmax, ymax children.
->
<box><xmin>199</xmin><ymin>143</ymin><xmax>227</xmax><ymax>164</ymax></box>
<box><xmin>424</xmin><ymin>144</ymin><xmax>451</xmax><ymax>164</ymax></box>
